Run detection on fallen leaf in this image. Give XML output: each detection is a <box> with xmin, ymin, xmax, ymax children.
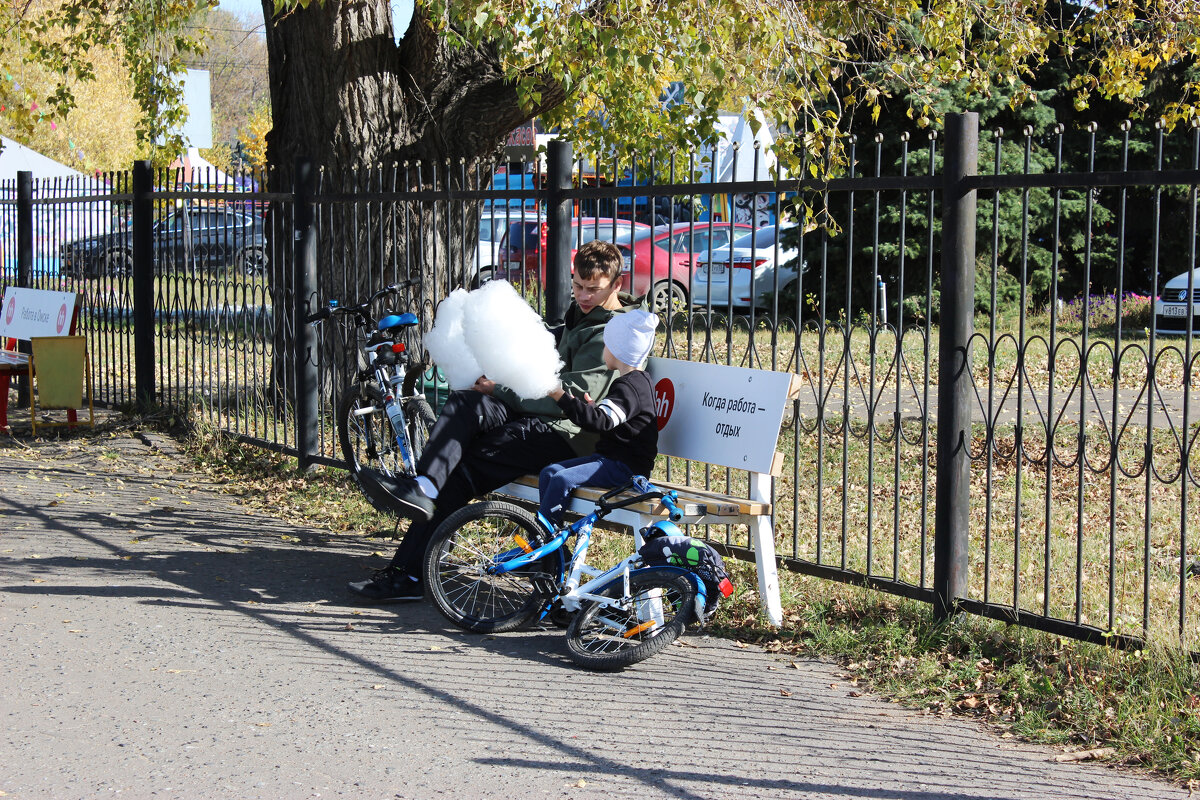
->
<box><xmin>779</xmin><ymin>689</ymin><xmax>792</xmax><ymax>697</ymax></box>
<box><xmin>849</xmin><ymin>691</ymin><xmax>863</xmax><ymax>697</ymax></box>
<box><xmin>573</xmin><ymin>780</ymin><xmax>587</xmax><ymax>788</ymax></box>
<box><xmin>344</xmin><ymin>623</ymin><xmax>355</xmax><ymax>631</ymax></box>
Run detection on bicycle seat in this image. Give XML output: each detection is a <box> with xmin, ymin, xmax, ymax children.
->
<box><xmin>377</xmin><ymin>312</ymin><xmax>419</xmax><ymax>332</ymax></box>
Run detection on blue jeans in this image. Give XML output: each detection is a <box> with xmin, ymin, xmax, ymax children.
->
<box><xmin>538</xmin><ymin>455</ymin><xmax>633</xmax><ymax>526</ymax></box>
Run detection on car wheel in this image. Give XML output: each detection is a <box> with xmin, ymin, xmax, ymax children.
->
<box><xmin>650</xmin><ymin>280</ymin><xmax>688</xmax><ymax>314</ymax></box>
<box><xmin>235</xmin><ymin>246</ymin><xmax>268</xmax><ymax>276</ymax></box>
<box><xmin>105</xmin><ymin>248</ymin><xmax>133</xmax><ymax>277</ymax></box>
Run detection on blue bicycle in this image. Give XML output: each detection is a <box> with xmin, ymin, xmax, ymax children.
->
<box><xmin>424</xmin><ymin>476</ymin><xmax>713</xmax><ymax>671</ymax></box>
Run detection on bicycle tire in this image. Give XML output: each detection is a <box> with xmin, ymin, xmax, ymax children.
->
<box><xmin>338</xmin><ymin>380</ymin><xmax>403</xmax><ymax>477</ymax></box>
<box><xmin>565</xmin><ymin>568</ymin><xmax>695</xmax><ymax>671</ymax></box>
<box><xmin>403</xmin><ymin>396</ymin><xmax>435</xmax><ymax>467</ymax></box>
<box><xmin>425</xmin><ymin>501</ymin><xmax>560</xmax><ymax>634</ymax></box>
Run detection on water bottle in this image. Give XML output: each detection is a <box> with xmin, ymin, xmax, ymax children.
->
<box><xmin>384</xmin><ymin>394</ymin><xmax>406</xmax><ymax>438</ymax></box>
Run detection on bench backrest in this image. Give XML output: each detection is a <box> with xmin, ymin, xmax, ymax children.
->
<box><xmin>0</xmin><ymin>288</ymin><xmax>80</xmax><ymax>344</ymax></box>
<box><xmin>645</xmin><ymin>357</ymin><xmax>799</xmax><ymax>476</ymax></box>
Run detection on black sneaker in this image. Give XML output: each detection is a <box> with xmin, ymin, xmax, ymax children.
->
<box><xmin>347</xmin><ymin>567</ymin><xmax>424</xmax><ymax>602</ymax></box>
<box><xmin>358</xmin><ymin>469</ymin><xmax>435</xmax><ymax>522</ymax></box>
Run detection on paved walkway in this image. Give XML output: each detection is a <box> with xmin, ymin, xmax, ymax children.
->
<box><xmin>0</xmin><ymin>428</ymin><xmax>1191</xmax><ymax>799</ymax></box>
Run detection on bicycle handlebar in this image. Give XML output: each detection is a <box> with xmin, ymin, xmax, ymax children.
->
<box><xmin>596</xmin><ymin>476</ymin><xmax>683</xmax><ymax>522</ymax></box>
<box><xmin>305</xmin><ymin>279</ymin><xmax>423</xmax><ymax>325</ymax></box>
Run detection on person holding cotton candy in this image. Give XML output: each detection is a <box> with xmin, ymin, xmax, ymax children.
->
<box><xmin>348</xmin><ymin>240</ymin><xmax>644</xmax><ymax>603</ymax></box>
<box><xmin>537</xmin><ymin>309</ymin><xmax>660</xmax><ymax>528</ymax></box>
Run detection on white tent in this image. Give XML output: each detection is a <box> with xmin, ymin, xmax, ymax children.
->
<box><xmin>0</xmin><ymin>137</ymin><xmax>111</xmax><ymax>276</ymax></box>
<box><xmin>178</xmin><ymin>147</ymin><xmax>238</xmax><ymax>187</ymax></box>
<box><xmin>0</xmin><ymin>136</ymin><xmax>88</xmax><ymax>183</ymax></box>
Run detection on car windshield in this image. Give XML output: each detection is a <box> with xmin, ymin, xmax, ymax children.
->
<box><xmin>732</xmin><ymin>226</ymin><xmax>778</xmax><ymax>249</ymax></box>
<box><xmin>613</xmin><ymin>228</ymin><xmax>656</xmax><ymax>246</ymax></box>
<box><xmin>504</xmin><ymin>221</ymin><xmax>542</xmax><ymax>249</ymax></box>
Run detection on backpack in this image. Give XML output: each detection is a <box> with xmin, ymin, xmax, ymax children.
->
<box><xmin>637</xmin><ymin>524</ymin><xmax>733</xmax><ymax>625</ymax></box>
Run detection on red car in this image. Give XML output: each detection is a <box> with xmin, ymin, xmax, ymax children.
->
<box><xmin>495</xmin><ymin>218</ymin><xmax>754</xmax><ymax>313</ymax></box>
<box><xmin>614</xmin><ymin>221</ymin><xmax>755</xmax><ymax>312</ymax></box>
<box><xmin>494</xmin><ymin>217</ymin><xmax>651</xmax><ymax>299</ymax></box>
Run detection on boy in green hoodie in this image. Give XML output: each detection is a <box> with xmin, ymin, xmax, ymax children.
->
<box><xmin>349</xmin><ymin>240</ymin><xmax>639</xmax><ymax>602</ymax></box>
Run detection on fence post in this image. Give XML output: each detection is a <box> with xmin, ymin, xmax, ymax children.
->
<box><xmin>934</xmin><ymin>112</ymin><xmax>978</xmax><ymax>621</ymax></box>
<box><xmin>132</xmin><ymin>160</ymin><xmax>156</xmax><ymax>412</ymax></box>
<box><xmin>14</xmin><ymin>171</ymin><xmax>32</xmax><ymax>406</ymax></box>
<box><xmin>545</xmin><ymin>140</ymin><xmax>573</xmax><ymax>326</ymax></box>
<box><xmin>294</xmin><ymin>157</ymin><xmax>319</xmax><ymax>470</ymax></box>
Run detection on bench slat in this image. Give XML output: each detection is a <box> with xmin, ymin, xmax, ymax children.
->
<box><xmin>502</xmin><ymin>474</ymin><xmax>770</xmax><ymax>520</ymax></box>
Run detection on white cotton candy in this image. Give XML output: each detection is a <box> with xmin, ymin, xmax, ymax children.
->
<box><xmin>423</xmin><ymin>289</ymin><xmax>483</xmax><ymax>390</ymax></box>
<box><xmin>462</xmin><ymin>281</ymin><xmax>564</xmax><ymax>399</ymax></box>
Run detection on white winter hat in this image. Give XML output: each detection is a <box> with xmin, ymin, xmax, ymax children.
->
<box><xmin>604</xmin><ymin>309</ymin><xmax>660</xmax><ymax>368</ymax></box>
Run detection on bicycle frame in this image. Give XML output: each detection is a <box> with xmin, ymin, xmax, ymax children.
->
<box><xmin>488</xmin><ymin>480</ymin><xmax>682</xmax><ymax>617</ymax></box>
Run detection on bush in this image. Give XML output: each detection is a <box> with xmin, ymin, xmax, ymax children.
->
<box><xmin>1056</xmin><ymin>292</ymin><xmax>1154</xmax><ymax>334</ymax></box>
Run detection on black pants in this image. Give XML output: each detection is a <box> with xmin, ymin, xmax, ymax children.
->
<box><xmin>390</xmin><ymin>390</ymin><xmax>574</xmax><ymax>576</ymax></box>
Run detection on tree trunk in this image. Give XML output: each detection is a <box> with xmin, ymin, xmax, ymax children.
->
<box><xmin>259</xmin><ymin>0</ymin><xmax>560</xmax><ymax>402</ymax></box>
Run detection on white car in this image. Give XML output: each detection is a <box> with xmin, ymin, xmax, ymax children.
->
<box><xmin>1154</xmin><ymin>269</ymin><xmax>1200</xmax><ymax>335</ymax></box>
<box><xmin>468</xmin><ymin>208</ymin><xmax>542</xmax><ymax>287</ymax></box>
<box><xmin>691</xmin><ymin>223</ymin><xmax>803</xmax><ymax>308</ymax></box>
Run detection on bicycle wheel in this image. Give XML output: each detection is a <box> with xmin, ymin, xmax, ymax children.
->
<box><xmin>565</xmin><ymin>568</ymin><xmax>695</xmax><ymax>671</ymax></box>
<box><xmin>425</xmin><ymin>501</ymin><xmax>560</xmax><ymax>634</ymax></box>
<box><xmin>338</xmin><ymin>380</ymin><xmax>402</xmax><ymax>476</ymax></box>
<box><xmin>403</xmin><ymin>396</ymin><xmax>435</xmax><ymax>466</ymax></box>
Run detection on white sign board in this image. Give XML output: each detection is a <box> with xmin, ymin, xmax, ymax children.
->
<box><xmin>647</xmin><ymin>357</ymin><xmax>794</xmax><ymax>474</ymax></box>
<box><xmin>0</xmin><ymin>288</ymin><xmax>77</xmax><ymax>340</ymax></box>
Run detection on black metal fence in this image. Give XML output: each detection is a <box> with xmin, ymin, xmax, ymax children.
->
<box><xmin>3</xmin><ymin>113</ymin><xmax>1200</xmax><ymax>652</ymax></box>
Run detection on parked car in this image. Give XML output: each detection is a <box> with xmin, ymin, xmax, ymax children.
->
<box><xmin>613</xmin><ymin>221</ymin><xmax>755</xmax><ymax>312</ymax></box>
<box><xmin>468</xmin><ymin>209</ymin><xmax>542</xmax><ymax>288</ymax></box>
<box><xmin>691</xmin><ymin>223</ymin><xmax>803</xmax><ymax>309</ymax></box>
<box><xmin>493</xmin><ymin>217</ymin><xmax>651</xmax><ymax>292</ymax></box>
<box><xmin>1154</xmin><ymin>269</ymin><xmax>1200</xmax><ymax>335</ymax></box>
<box><xmin>60</xmin><ymin>206</ymin><xmax>267</xmax><ymax>278</ymax></box>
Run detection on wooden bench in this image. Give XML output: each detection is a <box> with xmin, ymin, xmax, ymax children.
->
<box><xmin>0</xmin><ymin>287</ymin><xmax>83</xmax><ymax>430</ymax></box>
<box><xmin>494</xmin><ymin>357</ymin><xmax>801</xmax><ymax>626</ymax></box>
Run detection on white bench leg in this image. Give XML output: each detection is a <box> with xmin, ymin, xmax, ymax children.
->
<box><xmin>750</xmin><ymin>472</ymin><xmax>783</xmax><ymax>626</ymax></box>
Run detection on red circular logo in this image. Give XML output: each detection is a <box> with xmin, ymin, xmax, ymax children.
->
<box><xmin>4</xmin><ymin>296</ymin><xmax>13</xmax><ymax>325</ymax></box>
<box><xmin>56</xmin><ymin>303</ymin><xmax>68</xmax><ymax>333</ymax></box>
<box><xmin>654</xmin><ymin>378</ymin><xmax>675</xmax><ymax>431</ymax></box>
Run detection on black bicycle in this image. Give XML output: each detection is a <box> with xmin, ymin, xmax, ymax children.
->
<box><xmin>306</xmin><ymin>280</ymin><xmax>435</xmax><ymax>477</ymax></box>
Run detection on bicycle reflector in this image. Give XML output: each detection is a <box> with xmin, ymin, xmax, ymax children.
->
<box><xmin>391</xmin><ymin>343</ymin><xmax>405</xmax><ymax>353</ymax></box>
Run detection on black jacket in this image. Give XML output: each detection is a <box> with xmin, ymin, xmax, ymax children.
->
<box><xmin>555</xmin><ymin>369</ymin><xmax>657</xmax><ymax>475</ymax></box>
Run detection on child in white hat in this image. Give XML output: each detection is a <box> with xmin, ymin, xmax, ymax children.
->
<box><xmin>540</xmin><ymin>309</ymin><xmax>660</xmax><ymax>527</ymax></box>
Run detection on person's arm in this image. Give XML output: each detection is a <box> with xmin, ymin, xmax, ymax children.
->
<box><xmin>556</xmin><ymin>379</ymin><xmax>636</xmax><ymax>433</ymax></box>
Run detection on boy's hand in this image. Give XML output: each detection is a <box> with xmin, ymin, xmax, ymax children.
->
<box><xmin>548</xmin><ymin>384</ymin><xmax>565</xmax><ymax>401</ymax></box>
